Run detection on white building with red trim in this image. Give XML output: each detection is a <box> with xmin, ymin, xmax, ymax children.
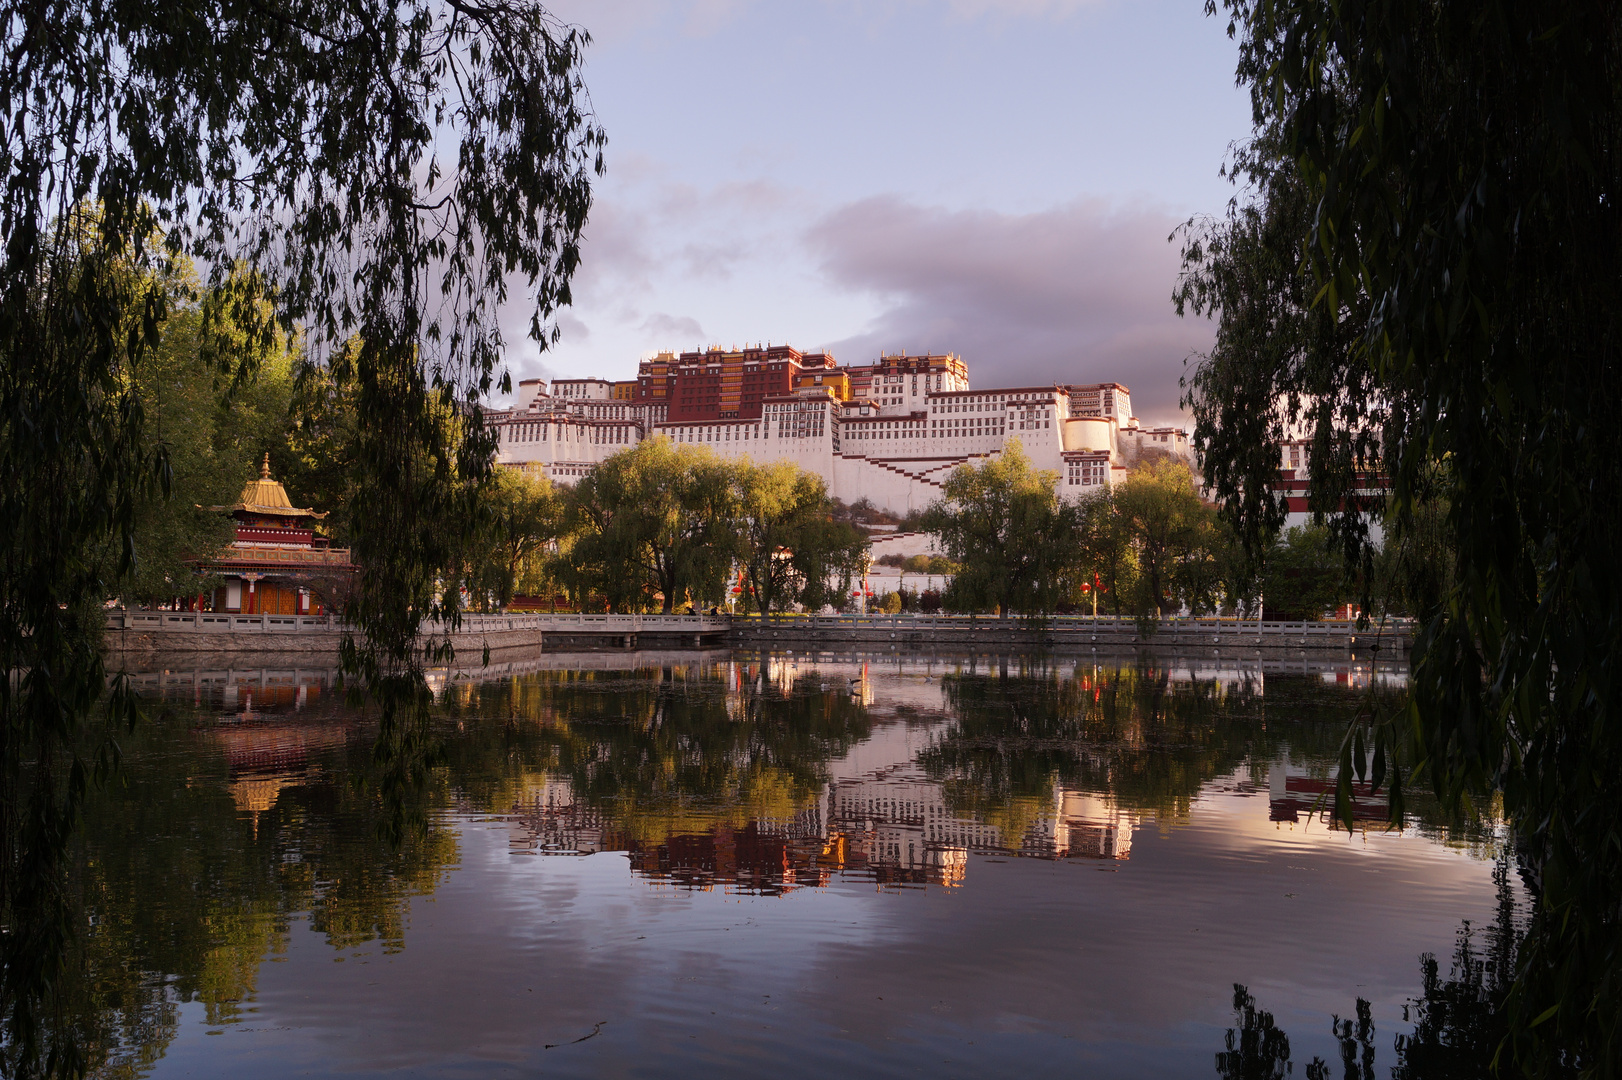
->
<box><xmin>491</xmin><ymin>350</ymin><xmax>1190</xmax><ymax>515</ymax></box>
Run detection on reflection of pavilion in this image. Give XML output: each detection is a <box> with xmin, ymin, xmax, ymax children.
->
<box><xmin>186</xmin><ymin>667</ymin><xmax>350</xmax><ymax>827</ymax></box>
<box><xmin>205</xmin><ymin>720</ymin><xmax>350</xmax><ymax>833</ymax></box>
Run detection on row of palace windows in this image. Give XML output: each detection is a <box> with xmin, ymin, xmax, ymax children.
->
<box><xmin>1067</xmin><ymin>462</ymin><xmax>1108</xmax><ymax>486</ymax></box>
<box><xmin>508</xmin><ymin>423</ymin><xmax>630</xmax><ymax>444</ymax></box>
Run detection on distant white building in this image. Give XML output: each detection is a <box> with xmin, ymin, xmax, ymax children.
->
<box><xmin>491</xmin><ymin>348</ymin><xmax>1191</xmax><ymax>514</ymax></box>
<box><xmin>1269</xmin><ymin>436</ymin><xmax>1389</xmax><ymax>542</ymax></box>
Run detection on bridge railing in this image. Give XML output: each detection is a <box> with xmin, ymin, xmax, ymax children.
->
<box><xmin>511</xmin><ymin>613</ymin><xmax>731</xmax><ymax>632</ymax></box>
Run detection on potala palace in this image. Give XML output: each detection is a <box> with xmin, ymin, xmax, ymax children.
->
<box><xmin>493</xmin><ymin>345</ymin><xmax>1192</xmax><ymax>514</ymax></box>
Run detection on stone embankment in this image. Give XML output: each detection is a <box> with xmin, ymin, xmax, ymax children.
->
<box><xmin>729</xmin><ymin>614</ymin><xmax>1409</xmax><ymax>657</ymax></box>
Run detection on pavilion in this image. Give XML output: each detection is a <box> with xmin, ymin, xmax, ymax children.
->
<box><xmin>195</xmin><ymin>455</ymin><xmax>356</xmax><ymax>615</ymax></box>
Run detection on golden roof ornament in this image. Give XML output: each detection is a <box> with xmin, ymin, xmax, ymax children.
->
<box><xmin>209</xmin><ymin>453</ymin><xmax>328</xmax><ymax>519</ymax></box>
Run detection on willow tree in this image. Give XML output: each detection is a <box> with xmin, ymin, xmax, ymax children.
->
<box><xmin>0</xmin><ymin>4</ymin><xmax>601</xmax><ymax>1074</ymax></box>
<box><xmin>733</xmin><ymin>460</ymin><xmax>867</xmax><ymax>614</ymax></box>
<box><xmin>1179</xmin><ymin>0</ymin><xmax>1621</xmax><ymax>1070</ymax></box>
<box><xmin>922</xmin><ymin>440</ymin><xmax>1081</xmax><ymax>618</ymax></box>
<box><xmin>567</xmin><ymin>441</ymin><xmax>738</xmax><ymax>613</ymax></box>
<box><xmin>1110</xmin><ymin>459</ymin><xmax>1220</xmax><ymax>619</ymax></box>
<box><xmin>462</xmin><ymin>467</ymin><xmax>566</xmax><ymax>611</ymax></box>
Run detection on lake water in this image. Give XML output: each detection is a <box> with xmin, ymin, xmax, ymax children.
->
<box><xmin>66</xmin><ymin>650</ymin><xmax>1509</xmax><ymax>1078</ymax></box>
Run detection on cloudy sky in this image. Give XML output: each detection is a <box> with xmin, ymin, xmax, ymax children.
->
<box><xmin>513</xmin><ymin>0</ymin><xmax>1254</xmax><ymax>424</ymax></box>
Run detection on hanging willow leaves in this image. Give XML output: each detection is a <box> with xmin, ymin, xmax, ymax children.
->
<box><xmin>1</xmin><ymin>2</ymin><xmax>602</xmax><ymax>1075</ymax></box>
<box><xmin>1183</xmin><ymin>0</ymin><xmax>1620</xmax><ymax>1073</ymax></box>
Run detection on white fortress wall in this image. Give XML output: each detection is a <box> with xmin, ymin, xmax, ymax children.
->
<box><xmin>867</xmin><ymin>531</ymin><xmax>941</xmax><ymax>560</ymax></box>
<box><xmin>491</xmin><ymin>361</ymin><xmax>1188</xmax><ymax>514</ymax></box>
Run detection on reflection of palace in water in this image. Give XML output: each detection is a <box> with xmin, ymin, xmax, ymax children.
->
<box><xmin>139</xmin><ymin>653</ymin><xmax>1399</xmax><ymax>891</ymax></box>
<box><xmin>503</xmin><ymin>736</ymin><xmax>1137</xmax><ymax>893</ymax></box>
<box><xmin>1269</xmin><ymin>752</ymin><xmax>1389</xmax><ymax>824</ymax></box>
<box><xmin>819</xmin><ymin>768</ymin><xmax>1134</xmax><ymax>887</ymax></box>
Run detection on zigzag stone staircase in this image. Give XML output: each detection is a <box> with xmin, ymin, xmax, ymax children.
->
<box><xmin>847</xmin><ymin>451</ymin><xmax>997</xmax><ymax>489</ymax></box>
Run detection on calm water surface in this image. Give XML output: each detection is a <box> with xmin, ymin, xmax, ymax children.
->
<box><xmin>73</xmin><ymin>650</ymin><xmax>1506</xmax><ymax>1078</ymax></box>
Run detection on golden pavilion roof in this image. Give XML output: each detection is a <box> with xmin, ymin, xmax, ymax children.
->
<box><xmin>213</xmin><ymin>454</ymin><xmax>328</xmax><ymax>519</ymax></box>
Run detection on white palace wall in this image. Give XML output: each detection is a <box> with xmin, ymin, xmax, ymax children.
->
<box><xmin>492</xmin><ymin>370</ymin><xmax>1190</xmax><ymax>515</ymax></box>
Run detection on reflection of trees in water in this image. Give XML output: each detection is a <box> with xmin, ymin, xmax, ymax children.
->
<box><xmin>4</xmin><ymin>664</ymin><xmax>867</xmax><ymax>1077</ymax></box>
<box><xmin>922</xmin><ymin>664</ymin><xmax>1294</xmax><ymax>824</ymax></box>
<box><xmin>1221</xmin><ymin>857</ymin><xmax>1558</xmax><ymax>1079</ymax></box>
<box><xmin>21</xmin><ymin>706</ymin><xmax>459</xmax><ymax>1078</ymax></box>
<box><xmin>0</xmin><ymin>660</ymin><xmax>1521</xmax><ymax>1077</ymax></box>
<box><xmin>440</xmin><ymin>664</ymin><xmax>874</xmax><ymax>845</ymax></box>
<box><xmin>1216</xmin><ymin>985</ymin><xmax>1296</xmax><ymax>1080</ymax></box>
<box><xmin>918</xmin><ymin>663</ymin><xmax>1485</xmax><ymax>847</ymax></box>
<box><xmin>1391</xmin><ymin>857</ymin><xmax>1529</xmax><ymax>1079</ymax></box>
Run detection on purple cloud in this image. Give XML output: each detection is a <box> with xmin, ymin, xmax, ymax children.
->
<box><xmin>805</xmin><ymin>195</ymin><xmax>1212</xmax><ymax>422</ymax></box>
<box><xmin>639</xmin><ymin>312</ymin><xmax>706</xmax><ymax>342</ymax></box>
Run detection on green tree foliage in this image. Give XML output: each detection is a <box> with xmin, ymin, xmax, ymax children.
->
<box><xmin>1172</xmin><ymin>134</ymin><xmax>1378</xmax><ymax>568</ymax></box>
<box><xmin>1</xmin><ymin>4</ymin><xmax>602</xmax><ymax>1073</ymax></box>
<box><xmin>1181</xmin><ymin>0</ymin><xmax>1620</xmax><ymax>1068</ymax></box>
<box><xmin>875</xmin><ymin>553</ymin><xmax>957</xmax><ymax>574</ymax></box>
<box><xmin>567</xmin><ymin>440</ymin><xmax>737</xmax><ymax>613</ymax></box>
<box><xmin>1369</xmin><ymin>481</ymin><xmax>1455</xmax><ymax>622</ymax></box>
<box><xmin>119</xmin><ymin>301</ymin><xmax>245</xmax><ymax>606</ymax></box>
<box><xmin>733</xmin><ymin>460</ymin><xmax>867</xmax><ymax>615</ymax></box>
<box><xmin>921</xmin><ymin>452</ymin><xmax>1246</xmax><ymax>621</ymax></box>
<box><xmin>121</xmin><ymin>275</ymin><xmax>304</xmax><ymax>607</ymax></box>
<box><xmin>280</xmin><ymin>354</ymin><xmax>363</xmax><ymax>546</ymax></box>
<box><xmin>1260</xmin><ymin>526</ymin><xmax>1350</xmax><ymax>622</ymax></box>
<box><xmin>461</xmin><ymin>468</ymin><xmax>565</xmax><ymax>612</ymax></box>
<box><xmin>1110</xmin><ymin>458</ymin><xmax>1225</xmax><ymax>618</ymax></box>
<box><xmin>922</xmin><ymin>440</ymin><xmax>1082</xmax><ymax>618</ymax></box>
<box><xmin>1073</xmin><ymin>487</ymin><xmax>1138</xmax><ymax>617</ymax></box>
<box><xmin>0</xmin><ymin>202</ymin><xmax>168</xmax><ymax>1080</ymax></box>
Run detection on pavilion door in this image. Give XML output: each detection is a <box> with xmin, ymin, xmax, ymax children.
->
<box><xmin>257</xmin><ymin>582</ymin><xmax>298</xmax><ymax>615</ymax></box>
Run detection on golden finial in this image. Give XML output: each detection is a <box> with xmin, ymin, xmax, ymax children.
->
<box><xmin>260</xmin><ymin>452</ymin><xmax>271</xmax><ymax>480</ymax></box>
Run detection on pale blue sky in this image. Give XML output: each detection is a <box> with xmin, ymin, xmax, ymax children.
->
<box><xmin>514</xmin><ymin>0</ymin><xmax>1253</xmax><ymax>422</ymax></box>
